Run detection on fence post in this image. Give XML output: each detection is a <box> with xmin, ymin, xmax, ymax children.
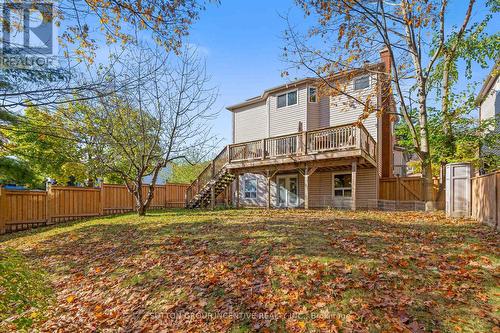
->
<box><xmin>0</xmin><ymin>186</ymin><xmax>6</xmax><ymax>234</ymax></box>
<box><xmin>100</xmin><ymin>184</ymin><xmax>105</xmax><ymax>216</ymax></box>
<box><xmin>495</xmin><ymin>173</ymin><xmax>499</xmax><ymax>230</ymax></box>
<box><xmin>163</xmin><ymin>185</ymin><xmax>168</xmax><ymax>209</ymax></box>
<box><xmin>396</xmin><ymin>176</ymin><xmax>400</xmax><ymax>202</ymax></box>
<box><xmin>46</xmin><ymin>185</ymin><xmax>52</xmax><ymax>225</ymax></box>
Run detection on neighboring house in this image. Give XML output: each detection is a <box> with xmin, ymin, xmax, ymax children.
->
<box><xmin>186</xmin><ymin>49</ymin><xmax>396</xmax><ymax>210</ymax></box>
<box><xmin>393</xmin><ymin>146</ymin><xmax>410</xmax><ymax>177</ymax></box>
<box><xmin>476</xmin><ymin>62</ymin><xmax>500</xmax><ymax>168</ymax></box>
<box><xmin>142</xmin><ymin>167</ymin><xmax>170</xmax><ymax>185</ymax></box>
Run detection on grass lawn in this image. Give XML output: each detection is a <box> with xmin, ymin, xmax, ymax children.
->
<box><xmin>0</xmin><ymin>209</ymin><xmax>498</xmax><ymax>332</ymax></box>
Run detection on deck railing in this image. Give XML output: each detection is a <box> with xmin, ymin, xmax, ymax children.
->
<box><xmin>266</xmin><ymin>133</ymin><xmax>299</xmax><ymax>157</ymax></box>
<box><xmin>307</xmin><ymin>125</ymin><xmax>357</xmax><ymax>153</ymax></box>
<box><xmin>185</xmin><ymin>123</ymin><xmax>377</xmax><ymax>206</ymax></box>
<box><xmin>229</xmin><ymin>139</ymin><xmax>263</xmax><ymax>161</ymax></box>
<box><xmin>358</xmin><ymin>125</ymin><xmax>377</xmax><ymax>160</ymax></box>
<box><xmin>227</xmin><ymin>123</ymin><xmax>375</xmax><ymax>163</ymax></box>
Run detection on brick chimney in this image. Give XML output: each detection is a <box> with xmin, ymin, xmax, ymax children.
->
<box><xmin>379</xmin><ymin>47</ymin><xmax>394</xmax><ymax>178</ymax></box>
<box><xmin>380</xmin><ymin>47</ymin><xmax>391</xmax><ymax>74</ymax></box>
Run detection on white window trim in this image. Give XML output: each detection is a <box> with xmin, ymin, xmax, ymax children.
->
<box><xmin>308</xmin><ymin>86</ymin><xmax>318</xmax><ymax>103</ymax></box>
<box><xmin>353</xmin><ymin>75</ymin><xmax>370</xmax><ymax>91</ymax></box>
<box><xmin>243</xmin><ymin>178</ymin><xmax>258</xmax><ymax>199</ymax></box>
<box><xmin>331</xmin><ymin>172</ymin><xmax>353</xmax><ymax>198</ymax></box>
<box><xmin>276</xmin><ymin>89</ymin><xmax>298</xmax><ymax>109</ymax></box>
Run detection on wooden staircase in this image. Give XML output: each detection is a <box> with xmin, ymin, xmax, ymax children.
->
<box><xmin>185</xmin><ymin>147</ymin><xmax>234</xmax><ymax>209</ymax></box>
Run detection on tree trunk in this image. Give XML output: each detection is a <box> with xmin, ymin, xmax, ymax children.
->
<box><xmin>441</xmin><ymin>54</ymin><xmax>455</xmax><ymax>162</ymax></box>
<box><xmin>132</xmin><ymin>166</ymin><xmax>162</xmax><ymax>216</ymax></box>
<box><xmin>137</xmin><ymin>203</ymin><xmax>146</xmax><ymax>216</ymax></box>
<box><xmin>134</xmin><ymin>180</ymin><xmax>146</xmax><ymax>216</ymax></box>
<box><xmin>417</xmin><ymin>87</ymin><xmax>434</xmax><ymax>208</ymax></box>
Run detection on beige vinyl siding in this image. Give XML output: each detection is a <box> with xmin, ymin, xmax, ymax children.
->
<box><xmin>307</xmin><ymin>85</ymin><xmax>321</xmax><ymax>130</ymax></box>
<box><xmin>318</xmin><ymin>96</ymin><xmax>331</xmax><ymax>128</ymax></box>
<box><xmin>309</xmin><ymin>172</ymin><xmax>333</xmax><ymax>208</ymax></box>
<box><xmin>480</xmin><ymin>76</ymin><xmax>500</xmax><ymax>156</ymax></box>
<box><xmin>233</xmin><ymin>101</ymin><xmax>268</xmax><ymax>143</ymax></box>
<box><xmin>238</xmin><ymin>173</ymin><xmax>268</xmax><ymax>207</ymax></box>
<box><xmin>236</xmin><ymin>173</ymin><xmax>305</xmax><ymax>208</ymax></box>
<box><xmin>328</xmin><ymin>74</ymin><xmax>378</xmax><ymax>141</ymax></box>
<box><xmin>480</xmin><ymin>76</ymin><xmax>500</xmax><ymax>122</ymax></box>
<box><xmin>308</xmin><ymin>168</ymin><xmax>377</xmax><ymax>208</ymax></box>
<box><xmin>269</xmin><ymin>85</ymin><xmax>308</xmax><ymax>136</ymax></box>
<box><xmin>393</xmin><ymin>149</ymin><xmax>405</xmax><ymax>166</ymax></box>
<box><xmin>356</xmin><ymin>167</ymin><xmax>378</xmax><ymax>202</ymax></box>
<box><xmin>298</xmin><ymin>174</ymin><xmax>305</xmax><ymax>208</ymax></box>
<box><xmin>235</xmin><ymin>168</ymin><xmax>376</xmax><ymax>208</ymax></box>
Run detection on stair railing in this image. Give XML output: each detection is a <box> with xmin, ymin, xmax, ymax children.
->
<box><xmin>185</xmin><ymin>146</ymin><xmax>229</xmax><ymax>206</ymax></box>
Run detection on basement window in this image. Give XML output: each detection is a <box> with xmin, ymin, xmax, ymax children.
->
<box><xmin>333</xmin><ymin>174</ymin><xmax>352</xmax><ymax>197</ymax></box>
<box><xmin>354</xmin><ymin>75</ymin><xmax>370</xmax><ymax>90</ymax></box>
<box><xmin>244</xmin><ymin>178</ymin><xmax>257</xmax><ymax>198</ymax></box>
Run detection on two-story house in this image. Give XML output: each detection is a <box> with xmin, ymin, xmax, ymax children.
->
<box><xmin>185</xmin><ymin>49</ymin><xmax>395</xmax><ymax>210</ymax></box>
<box><xmin>477</xmin><ymin>62</ymin><xmax>499</xmax><ymax>171</ymax></box>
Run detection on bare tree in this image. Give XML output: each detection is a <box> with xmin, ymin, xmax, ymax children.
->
<box><xmin>1</xmin><ymin>0</ymin><xmax>216</xmax><ymax>116</ymax></box>
<box><xmin>63</xmin><ymin>45</ymin><xmax>218</xmax><ymax>215</ymax></box>
<box><xmin>284</xmin><ymin>0</ymin><xmax>489</xmax><ymax>206</ymax></box>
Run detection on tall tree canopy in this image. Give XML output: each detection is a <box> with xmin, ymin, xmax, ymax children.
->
<box><xmin>1</xmin><ymin>0</ymin><xmax>218</xmax><ymax>110</ymax></box>
<box><xmin>167</xmin><ymin>162</ymin><xmax>210</xmax><ymax>184</ymax></box>
<box><xmin>61</xmin><ymin>45</ymin><xmax>218</xmax><ymax>215</ymax></box>
<box><xmin>1</xmin><ymin>105</ymin><xmax>99</xmax><ymax>186</ymax></box>
<box><xmin>285</xmin><ymin>0</ymin><xmax>499</xmax><ymax>204</ymax></box>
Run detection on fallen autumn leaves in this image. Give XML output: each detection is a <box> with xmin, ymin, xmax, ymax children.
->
<box><xmin>0</xmin><ymin>209</ymin><xmax>498</xmax><ymax>332</ymax></box>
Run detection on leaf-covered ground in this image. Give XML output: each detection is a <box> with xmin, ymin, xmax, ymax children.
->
<box><xmin>0</xmin><ymin>209</ymin><xmax>498</xmax><ymax>332</ymax></box>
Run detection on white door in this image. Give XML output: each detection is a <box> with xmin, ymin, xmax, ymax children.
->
<box><xmin>277</xmin><ymin>175</ymin><xmax>299</xmax><ymax>207</ymax></box>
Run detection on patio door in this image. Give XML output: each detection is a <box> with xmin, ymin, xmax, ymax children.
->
<box><xmin>277</xmin><ymin>175</ymin><xmax>299</xmax><ymax>208</ymax></box>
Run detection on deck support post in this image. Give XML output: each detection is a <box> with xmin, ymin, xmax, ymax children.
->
<box><xmin>224</xmin><ymin>186</ymin><xmax>229</xmax><ymax>208</ymax></box>
<box><xmin>351</xmin><ymin>160</ymin><xmax>357</xmax><ymax>211</ymax></box>
<box><xmin>304</xmin><ymin>166</ymin><xmax>309</xmax><ymax>210</ymax></box>
<box><xmin>210</xmin><ymin>185</ymin><xmax>215</xmax><ymax>210</ymax></box>
<box><xmin>303</xmin><ymin>166</ymin><xmax>317</xmax><ymax>210</ymax></box>
<box><xmin>266</xmin><ymin>170</ymin><xmax>272</xmax><ymax>209</ymax></box>
<box><xmin>235</xmin><ymin>173</ymin><xmax>240</xmax><ymax>208</ymax></box>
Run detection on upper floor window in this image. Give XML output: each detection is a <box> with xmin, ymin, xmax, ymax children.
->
<box><xmin>354</xmin><ymin>76</ymin><xmax>370</xmax><ymax>90</ymax></box>
<box><xmin>277</xmin><ymin>90</ymin><xmax>298</xmax><ymax>108</ymax></box>
<box><xmin>244</xmin><ymin>178</ymin><xmax>257</xmax><ymax>198</ymax></box>
<box><xmin>309</xmin><ymin>87</ymin><xmax>317</xmax><ymax>103</ymax></box>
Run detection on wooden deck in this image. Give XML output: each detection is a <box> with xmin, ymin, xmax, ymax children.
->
<box><xmin>185</xmin><ymin>123</ymin><xmax>377</xmax><ymax>208</ymax></box>
<box><xmin>227</xmin><ymin>123</ymin><xmax>376</xmax><ymax>169</ymax></box>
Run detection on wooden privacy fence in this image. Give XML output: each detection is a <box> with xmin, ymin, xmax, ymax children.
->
<box><xmin>471</xmin><ymin>171</ymin><xmax>499</xmax><ymax>229</ymax></box>
<box><xmin>379</xmin><ymin>177</ymin><xmax>444</xmax><ymax>207</ymax></box>
<box><xmin>0</xmin><ymin>183</ymin><xmax>189</xmax><ymax>233</ymax></box>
